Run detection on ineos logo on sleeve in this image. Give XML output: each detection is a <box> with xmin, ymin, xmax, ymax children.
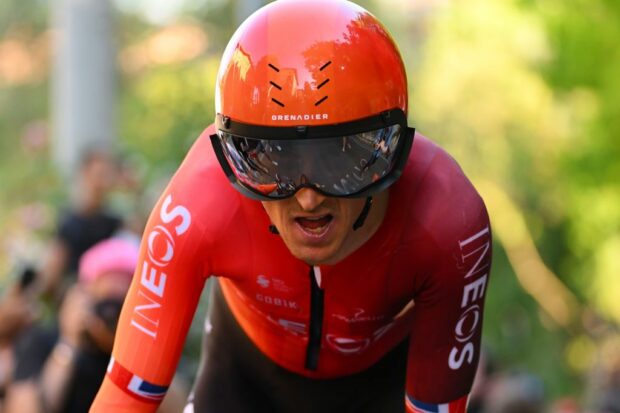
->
<box><xmin>160</xmin><ymin>195</ymin><xmax>191</xmax><ymax>236</ymax></box>
<box><xmin>131</xmin><ymin>194</ymin><xmax>192</xmax><ymax>339</ymax></box>
<box><xmin>147</xmin><ymin>226</ymin><xmax>175</xmax><ymax>267</ymax></box>
<box><xmin>448</xmin><ymin>226</ymin><xmax>490</xmax><ymax>371</ymax></box>
<box><xmin>454</xmin><ymin>304</ymin><xmax>480</xmax><ymax>343</ymax></box>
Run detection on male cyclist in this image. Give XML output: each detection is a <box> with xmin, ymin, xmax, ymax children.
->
<box><xmin>91</xmin><ymin>0</ymin><xmax>492</xmax><ymax>412</ymax></box>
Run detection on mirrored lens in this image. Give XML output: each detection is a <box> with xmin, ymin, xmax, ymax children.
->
<box><xmin>218</xmin><ymin>125</ymin><xmax>403</xmax><ymax>198</ymax></box>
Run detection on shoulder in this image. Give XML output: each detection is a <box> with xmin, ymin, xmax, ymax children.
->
<box><xmin>145</xmin><ymin>125</ymin><xmax>246</xmax><ymax>253</ymax></box>
<box><xmin>396</xmin><ymin>133</ymin><xmax>490</xmax><ymax>252</ymax></box>
<box><xmin>167</xmin><ymin>124</ymin><xmax>232</xmax><ymax>199</ymax></box>
<box><xmin>163</xmin><ymin>124</ymin><xmax>243</xmax><ymax>230</ymax></box>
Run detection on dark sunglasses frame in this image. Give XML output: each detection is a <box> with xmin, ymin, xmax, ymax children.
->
<box><xmin>209</xmin><ymin>109</ymin><xmax>415</xmax><ymax>201</ymax></box>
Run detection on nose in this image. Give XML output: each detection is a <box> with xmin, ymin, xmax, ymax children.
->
<box><xmin>294</xmin><ymin>188</ymin><xmax>326</xmax><ymax>211</ymax></box>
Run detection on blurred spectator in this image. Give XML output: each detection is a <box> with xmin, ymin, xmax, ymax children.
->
<box><xmin>594</xmin><ymin>394</ymin><xmax>620</xmax><ymax>413</ymax></box>
<box><xmin>4</xmin><ymin>238</ymin><xmax>137</xmax><ymax>413</ymax></box>
<box><xmin>0</xmin><ymin>267</ymin><xmax>40</xmax><ymax>407</ymax></box>
<box><xmin>468</xmin><ymin>346</ymin><xmax>496</xmax><ymax>413</ymax></box>
<box><xmin>588</xmin><ymin>340</ymin><xmax>620</xmax><ymax>413</ymax></box>
<box><xmin>40</xmin><ymin>148</ymin><xmax>123</xmax><ymax>300</ymax></box>
<box><xmin>0</xmin><ymin>285</ymin><xmax>37</xmax><ymax>346</ymax></box>
<box><xmin>0</xmin><ymin>149</ymin><xmax>125</xmax><ymax>408</ymax></box>
<box><xmin>0</xmin><ymin>289</ymin><xmax>33</xmax><ymax>409</ymax></box>
<box><xmin>465</xmin><ymin>343</ymin><xmax>547</xmax><ymax>413</ymax></box>
<box><xmin>550</xmin><ymin>397</ymin><xmax>582</xmax><ymax>413</ymax></box>
<box><xmin>481</xmin><ymin>371</ymin><xmax>545</xmax><ymax>413</ymax></box>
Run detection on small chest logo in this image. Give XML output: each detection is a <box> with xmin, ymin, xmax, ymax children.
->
<box><xmin>257</xmin><ymin>275</ymin><xmax>270</xmax><ymax>289</ymax></box>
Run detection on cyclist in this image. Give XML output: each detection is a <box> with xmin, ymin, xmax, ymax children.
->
<box><xmin>91</xmin><ymin>0</ymin><xmax>492</xmax><ymax>412</ymax></box>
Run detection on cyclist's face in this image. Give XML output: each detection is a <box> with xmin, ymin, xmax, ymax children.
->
<box><xmin>261</xmin><ymin>189</ymin><xmax>389</xmax><ymax>265</ymax></box>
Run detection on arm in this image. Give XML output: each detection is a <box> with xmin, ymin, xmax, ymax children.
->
<box><xmin>90</xmin><ymin>190</ymin><xmax>207</xmax><ymax>413</ymax></box>
<box><xmin>3</xmin><ymin>381</ymin><xmax>42</xmax><ymax>413</ymax></box>
<box><xmin>405</xmin><ymin>215</ymin><xmax>492</xmax><ymax>413</ymax></box>
<box><xmin>0</xmin><ymin>286</ymin><xmax>36</xmax><ymax>345</ymax></box>
<box><xmin>38</xmin><ymin>239</ymin><xmax>70</xmax><ymax>300</ymax></box>
<box><xmin>38</xmin><ymin>285</ymin><xmax>90</xmax><ymax>413</ymax></box>
<box><xmin>39</xmin><ymin>341</ymin><xmax>79</xmax><ymax>413</ymax></box>
<box><xmin>91</xmin><ymin>126</ymin><xmax>229</xmax><ymax>412</ymax></box>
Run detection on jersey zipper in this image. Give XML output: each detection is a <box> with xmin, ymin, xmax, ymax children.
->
<box><xmin>305</xmin><ymin>266</ymin><xmax>324</xmax><ymax>371</ymax></box>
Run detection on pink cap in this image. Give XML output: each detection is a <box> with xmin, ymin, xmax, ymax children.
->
<box><xmin>79</xmin><ymin>238</ymin><xmax>139</xmax><ymax>284</ymax></box>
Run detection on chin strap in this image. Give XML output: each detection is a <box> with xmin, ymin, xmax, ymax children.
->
<box><xmin>269</xmin><ymin>224</ymin><xmax>280</xmax><ymax>235</ymax></box>
<box><xmin>353</xmin><ymin>196</ymin><xmax>373</xmax><ymax>231</ymax></box>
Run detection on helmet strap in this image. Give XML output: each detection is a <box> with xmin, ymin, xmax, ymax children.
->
<box><xmin>353</xmin><ymin>196</ymin><xmax>373</xmax><ymax>231</ymax></box>
<box><xmin>269</xmin><ymin>224</ymin><xmax>280</xmax><ymax>235</ymax></box>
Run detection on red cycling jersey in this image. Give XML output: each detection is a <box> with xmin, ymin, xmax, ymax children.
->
<box><xmin>91</xmin><ymin>125</ymin><xmax>491</xmax><ymax>413</ymax></box>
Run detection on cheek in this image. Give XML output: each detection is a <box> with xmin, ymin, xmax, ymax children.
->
<box><xmin>261</xmin><ymin>201</ymin><xmax>286</xmax><ymax>223</ymax></box>
<box><xmin>261</xmin><ymin>202</ymin><xmax>276</xmax><ymax>221</ymax></box>
<box><xmin>336</xmin><ymin>199</ymin><xmax>365</xmax><ymax>223</ymax></box>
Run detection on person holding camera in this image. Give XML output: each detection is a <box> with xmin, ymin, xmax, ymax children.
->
<box><xmin>3</xmin><ymin>238</ymin><xmax>137</xmax><ymax>413</ymax></box>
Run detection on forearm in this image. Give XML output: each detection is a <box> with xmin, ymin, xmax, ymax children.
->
<box><xmin>3</xmin><ymin>381</ymin><xmax>43</xmax><ymax>413</ymax></box>
<box><xmin>38</xmin><ymin>240</ymin><xmax>69</xmax><ymax>300</ymax></box>
<box><xmin>39</xmin><ymin>341</ymin><xmax>77</xmax><ymax>413</ymax></box>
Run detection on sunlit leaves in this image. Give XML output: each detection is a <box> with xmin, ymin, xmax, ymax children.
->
<box><xmin>119</xmin><ymin>58</ymin><xmax>219</xmax><ymax>175</ymax></box>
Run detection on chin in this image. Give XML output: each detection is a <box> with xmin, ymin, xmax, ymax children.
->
<box><xmin>289</xmin><ymin>245</ymin><xmax>341</xmax><ymax>266</ymax></box>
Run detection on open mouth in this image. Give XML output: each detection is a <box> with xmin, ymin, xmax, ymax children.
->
<box><xmin>295</xmin><ymin>214</ymin><xmax>334</xmax><ymax>234</ymax></box>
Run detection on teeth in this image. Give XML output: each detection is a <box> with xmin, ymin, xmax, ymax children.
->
<box><xmin>301</xmin><ymin>215</ymin><xmax>328</xmax><ymax>221</ymax></box>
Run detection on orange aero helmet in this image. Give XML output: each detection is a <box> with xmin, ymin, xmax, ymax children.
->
<box><xmin>211</xmin><ymin>0</ymin><xmax>413</xmax><ymax>202</ymax></box>
<box><xmin>215</xmin><ymin>0</ymin><xmax>408</xmax><ymax>126</ymax></box>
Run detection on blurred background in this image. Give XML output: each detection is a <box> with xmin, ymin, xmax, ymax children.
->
<box><xmin>0</xmin><ymin>0</ymin><xmax>618</xmax><ymax>412</ymax></box>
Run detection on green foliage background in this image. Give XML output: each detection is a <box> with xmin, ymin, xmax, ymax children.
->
<box><xmin>1</xmin><ymin>0</ymin><xmax>618</xmax><ymax>405</ymax></box>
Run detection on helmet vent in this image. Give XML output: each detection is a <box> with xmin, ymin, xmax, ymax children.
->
<box><xmin>270</xmin><ymin>81</ymin><xmax>283</xmax><ymax>90</ymax></box>
<box><xmin>317</xmin><ymin>78</ymin><xmax>330</xmax><ymax>90</ymax></box>
<box><xmin>315</xmin><ymin>96</ymin><xmax>328</xmax><ymax>106</ymax></box>
<box><xmin>272</xmin><ymin>98</ymin><xmax>285</xmax><ymax>107</ymax></box>
<box><xmin>315</xmin><ymin>61</ymin><xmax>331</xmax><ymax>105</ymax></box>
<box><xmin>269</xmin><ymin>63</ymin><xmax>284</xmax><ymax>106</ymax></box>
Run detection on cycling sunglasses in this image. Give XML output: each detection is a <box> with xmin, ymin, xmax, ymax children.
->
<box><xmin>210</xmin><ymin>109</ymin><xmax>414</xmax><ymax>201</ymax></box>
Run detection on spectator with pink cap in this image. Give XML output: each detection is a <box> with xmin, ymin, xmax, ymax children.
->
<box><xmin>4</xmin><ymin>238</ymin><xmax>138</xmax><ymax>413</ymax></box>
<box><xmin>79</xmin><ymin>237</ymin><xmax>139</xmax><ymax>285</ymax></box>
